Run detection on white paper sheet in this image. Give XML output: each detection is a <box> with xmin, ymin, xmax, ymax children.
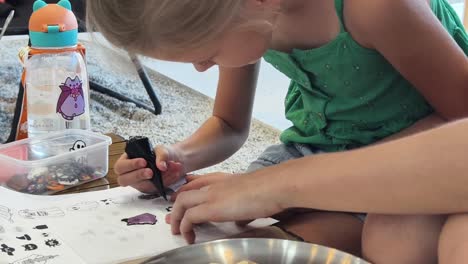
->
<box><xmin>0</xmin><ymin>187</ymin><xmax>277</xmax><ymax>264</ymax></box>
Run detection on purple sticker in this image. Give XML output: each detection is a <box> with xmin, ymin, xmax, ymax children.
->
<box><xmin>121</xmin><ymin>213</ymin><xmax>157</xmax><ymax>226</ymax></box>
<box><xmin>57</xmin><ymin>76</ymin><xmax>85</xmax><ymax>121</ymax></box>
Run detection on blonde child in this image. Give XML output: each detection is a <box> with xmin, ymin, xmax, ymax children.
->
<box><xmin>87</xmin><ymin>0</ymin><xmax>468</xmax><ymax>263</ymax></box>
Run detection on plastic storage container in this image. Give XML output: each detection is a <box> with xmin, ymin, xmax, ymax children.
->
<box><xmin>0</xmin><ymin>129</ymin><xmax>112</xmax><ymax>195</ymax></box>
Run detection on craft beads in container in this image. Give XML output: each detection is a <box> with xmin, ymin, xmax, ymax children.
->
<box><xmin>0</xmin><ymin>130</ymin><xmax>111</xmax><ymax>195</ymax></box>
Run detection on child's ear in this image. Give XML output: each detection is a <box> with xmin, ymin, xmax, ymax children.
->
<box><xmin>33</xmin><ymin>0</ymin><xmax>47</xmax><ymax>12</ymax></box>
<box><xmin>57</xmin><ymin>0</ymin><xmax>72</xmax><ymax>11</ymax></box>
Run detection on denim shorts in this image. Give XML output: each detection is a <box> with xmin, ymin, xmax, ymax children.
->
<box><xmin>246</xmin><ymin>143</ymin><xmax>366</xmax><ymax>221</ymax></box>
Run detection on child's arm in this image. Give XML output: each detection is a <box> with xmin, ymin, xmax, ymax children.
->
<box><xmin>113</xmin><ymin>63</ymin><xmax>259</xmax><ymax>193</ymax></box>
<box><xmin>282</xmin><ymin>118</ymin><xmax>468</xmax><ymax>214</ymax></box>
<box><xmin>172</xmin><ymin>62</ymin><xmax>260</xmax><ymax>173</ymax></box>
<box><xmin>169</xmin><ymin>119</ymin><xmax>468</xmax><ymax>244</ymax></box>
<box><xmin>347</xmin><ymin>0</ymin><xmax>468</xmax><ymax>120</ymax></box>
<box><xmin>376</xmin><ymin>113</ymin><xmax>445</xmax><ymax>144</ymax></box>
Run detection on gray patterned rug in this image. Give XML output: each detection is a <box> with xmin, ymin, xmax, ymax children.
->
<box><xmin>0</xmin><ymin>38</ymin><xmax>280</xmax><ymax>173</ymax></box>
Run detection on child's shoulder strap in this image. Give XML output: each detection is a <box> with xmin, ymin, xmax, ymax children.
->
<box><xmin>334</xmin><ymin>0</ymin><xmax>347</xmax><ymax>33</ymax></box>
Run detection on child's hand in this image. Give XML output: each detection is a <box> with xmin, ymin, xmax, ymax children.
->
<box><xmin>114</xmin><ymin>145</ymin><xmax>186</xmax><ymax>194</ymax></box>
<box><xmin>154</xmin><ymin>145</ymin><xmax>186</xmax><ymax>187</ymax></box>
<box><xmin>166</xmin><ymin>173</ymin><xmax>283</xmax><ymax>244</ymax></box>
<box><xmin>171</xmin><ymin>172</ymin><xmax>234</xmax><ymax>201</ymax></box>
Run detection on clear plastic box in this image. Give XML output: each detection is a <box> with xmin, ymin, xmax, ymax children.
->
<box><xmin>0</xmin><ymin>129</ymin><xmax>112</xmax><ymax>195</ymax></box>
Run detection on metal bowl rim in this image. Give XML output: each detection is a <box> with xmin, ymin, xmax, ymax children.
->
<box><xmin>141</xmin><ymin>238</ymin><xmax>367</xmax><ymax>263</ymax></box>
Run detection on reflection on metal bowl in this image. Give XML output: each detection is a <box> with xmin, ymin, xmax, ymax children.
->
<box><xmin>142</xmin><ymin>238</ymin><xmax>369</xmax><ymax>264</ymax></box>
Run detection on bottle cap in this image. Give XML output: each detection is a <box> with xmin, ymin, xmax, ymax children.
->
<box><xmin>29</xmin><ymin>0</ymin><xmax>78</xmax><ymax>48</ymax></box>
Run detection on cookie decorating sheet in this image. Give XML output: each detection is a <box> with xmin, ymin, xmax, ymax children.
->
<box><xmin>0</xmin><ymin>186</ymin><xmax>276</xmax><ymax>264</ymax></box>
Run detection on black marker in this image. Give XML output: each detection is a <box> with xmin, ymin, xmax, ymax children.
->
<box><xmin>125</xmin><ymin>137</ymin><xmax>167</xmax><ymax>200</ymax></box>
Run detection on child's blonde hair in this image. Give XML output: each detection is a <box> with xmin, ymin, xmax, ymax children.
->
<box><xmin>86</xmin><ymin>0</ymin><xmax>245</xmax><ymax>54</ymax></box>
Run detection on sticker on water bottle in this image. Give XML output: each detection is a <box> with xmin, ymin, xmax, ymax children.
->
<box><xmin>57</xmin><ymin>76</ymin><xmax>86</xmax><ymax>121</ymax></box>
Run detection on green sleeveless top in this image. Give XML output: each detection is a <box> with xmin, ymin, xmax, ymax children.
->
<box><xmin>263</xmin><ymin>0</ymin><xmax>468</xmax><ymax>152</ymax></box>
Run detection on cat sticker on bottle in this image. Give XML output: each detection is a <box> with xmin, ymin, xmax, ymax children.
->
<box><xmin>56</xmin><ymin>76</ymin><xmax>85</xmax><ymax>120</ymax></box>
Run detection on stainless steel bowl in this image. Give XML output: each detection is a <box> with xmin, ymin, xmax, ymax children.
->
<box><xmin>142</xmin><ymin>238</ymin><xmax>369</xmax><ymax>264</ymax></box>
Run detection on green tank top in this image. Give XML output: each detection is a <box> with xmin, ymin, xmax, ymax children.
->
<box><xmin>263</xmin><ymin>0</ymin><xmax>468</xmax><ymax>152</ymax></box>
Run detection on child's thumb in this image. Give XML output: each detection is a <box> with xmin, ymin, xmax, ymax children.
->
<box><xmin>154</xmin><ymin>146</ymin><xmax>169</xmax><ymax>171</ymax></box>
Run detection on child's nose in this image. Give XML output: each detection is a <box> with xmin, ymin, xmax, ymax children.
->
<box><xmin>193</xmin><ymin>62</ymin><xmax>215</xmax><ymax>72</ymax></box>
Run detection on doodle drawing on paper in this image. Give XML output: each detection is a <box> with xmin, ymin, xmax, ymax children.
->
<box><xmin>11</xmin><ymin>254</ymin><xmax>58</xmax><ymax>264</ymax></box>
<box><xmin>67</xmin><ymin>201</ymin><xmax>99</xmax><ymax>212</ymax></box>
<box><xmin>16</xmin><ymin>234</ymin><xmax>31</xmax><ymax>241</ymax></box>
<box><xmin>18</xmin><ymin>208</ymin><xmax>65</xmax><ymax>219</ymax></box>
<box><xmin>0</xmin><ymin>205</ymin><xmax>13</xmax><ymax>223</ymax></box>
<box><xmin>79</xmin><ymin>229</ymin><xmax>96</xmax><ymax>237</ymax></box>
<box><xmin>1</xmin><ymin>243</ymin><xmax>15</xmax><ymax>256</ymax></box>
<box><xmin>22</xmin><ymin>244</ymin><xmax>38</xmax><ymax>251</ymax></box>
<box><xmin>44</xmin><ymin>239</ymin><xmax>60</xmax><ymax>248</ymax></box>
<box><xmin>100</xmin><ymin>196</ymin><xmax>134</xmax><ymax>206</ymax></box>
<box><xmin>33</xmin><ymin>225</ymin><xmax>48</xmax><ymax>230</ymax></box>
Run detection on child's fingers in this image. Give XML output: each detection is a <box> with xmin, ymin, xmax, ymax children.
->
<box><xmin>130</xmin><ymin>181</ymin><xmax>158</xmax><ymax>194</ymax></box>
<box><xmin>186</xmin><ymin>174</ymin><xmax>202</xmax><ymax>182</ymax></box>
<box><xmin>165</xmin><ymin>214</ymin><xmax>171</xmax><ymax>224</ymax></box>
<box><xmin>167</xmin><ymin>161</ymin><xmax>182</xmax><ymax>173</ymax></box>
<box><xmin>171</xmin><ymin>173</ymin><xmax>230</xmax><ymax>201</ymax></box>
<box><xmin>178</xmin><ymin>180</ymin><xmax>210</xmax><ymax>193</ymax></box>
<box><xmin>170</xmin><ymin>190</ymin><xmax>207</xmax><ymax>236</ymax></box>
<box><xmin>186</xmin><ymin>172</ymin><xmax>230</xmax><ymax>182</ymax></box>
<box><xmin>161</xmin><ymin>163</ymin><xmax>184</xmax><ymax>186</ymax></box>
<box><xmin>114</xmin><ymin>155</ymin><xmax>147</xmax><ymax>175</ymax></box>
<box><xmin>171</xmin><ymin>179</ymin><xmax>210</xmax><ymax>201</ymax></box>
<box><xmin>117</xmin><ymin>168</ymin><xmax>152</xmax><ymax>187</ymax></box>
<box><xmin>156</xmin><ymin>161</ymin><xmax>168</xmax><ymax>171</ymax></box>
<box><xmin>154</xmin><ymin>146</ymin><xmax>170</xmax><ymax>170</ymax></box>
<box><xmin>162</xmin><ymin>172</ymin><xmax>181</xmax><ymax>187</ymax></box>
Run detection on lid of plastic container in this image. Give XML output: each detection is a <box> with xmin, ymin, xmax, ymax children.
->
<box><xmin>28</xmin><ymin>0</ymin><xmax>78</xmax><ymax>48</ymax></box>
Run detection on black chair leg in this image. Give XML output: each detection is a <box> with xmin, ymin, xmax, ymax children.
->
<box><xmin>89</xmin><ymin>81</ymin><xmax>159</xmax><ymax>114</ymax></box>
<box><xmin>131</xmin><ymin>55</ymin><xmax>162</xmax><ymax>115</ymax></box>
<box><xmin>90</xmin><ymin>55</ymin><xmax>162</xmax><ymax>115</ymax></box>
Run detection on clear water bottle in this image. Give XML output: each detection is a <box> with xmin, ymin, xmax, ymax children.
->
<box><xmin>25</xmin><ymin>0</ymin><xmax>90</xmax><ymax>138</ymax></box>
